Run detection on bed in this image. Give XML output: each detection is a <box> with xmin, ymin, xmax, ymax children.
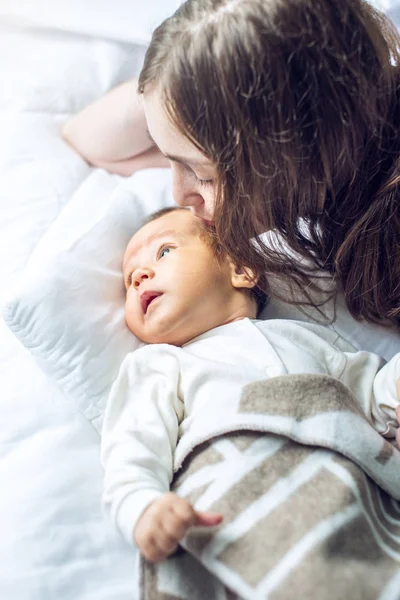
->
<box><xmin>1</xmin><ymin>2</ymin><xmax>400</xmax><ymax>599</ymax></box>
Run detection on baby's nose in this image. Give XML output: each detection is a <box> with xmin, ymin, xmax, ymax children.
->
<box><xmin>132</xmin><ymin>267</ymin><xmax>153</xmax><ymax>288</ymax></box>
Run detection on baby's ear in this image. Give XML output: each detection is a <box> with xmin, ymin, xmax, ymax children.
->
<box><xmin>230</xmin><ymin>262</ymin><xmax>257</xmax><ymax>290</ymax></box>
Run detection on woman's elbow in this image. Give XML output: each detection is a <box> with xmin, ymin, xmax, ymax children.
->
<box><xmin>61</xmin><ymin>118</ymin><xmax>99</xmax><ymax>166</ymax></box>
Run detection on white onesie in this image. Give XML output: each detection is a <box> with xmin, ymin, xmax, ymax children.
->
<box><xmin>101</xmin><ymin>317</ymin><xmax>400</xmax><ymax>544</ymax></box>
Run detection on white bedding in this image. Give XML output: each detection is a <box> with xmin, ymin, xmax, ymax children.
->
<box><xmin>0</xmin><ymin>17</ymin><xmax>156</xmax><ymax>600</ymax></box>
<box><xmin>1</xmin><ymin>3</ymin><xmax>400</xmax><ymax>599</ymax></box>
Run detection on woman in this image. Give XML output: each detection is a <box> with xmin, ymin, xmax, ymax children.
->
<box><xmin>63</xmin><ymin>0</ymin><xmax>400</xmax><ymax>327</ymax></box>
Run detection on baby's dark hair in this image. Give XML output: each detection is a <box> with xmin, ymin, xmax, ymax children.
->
<box><xmin>143</xmin><ymin>206</ymin><xmax>269</xmax><ymax>316</ymax></box>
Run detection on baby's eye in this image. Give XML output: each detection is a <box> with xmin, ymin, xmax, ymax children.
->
<box><xmin>159</xmin><ymin>246</ymin><xmax>172</xmax><ymax>259</ymax></box>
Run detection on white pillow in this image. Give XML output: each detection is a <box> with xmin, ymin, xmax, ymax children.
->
<box><xmin>2</xmin><ymin>168</ymin><xmax>174</xmax><ymax>432</ymax></box>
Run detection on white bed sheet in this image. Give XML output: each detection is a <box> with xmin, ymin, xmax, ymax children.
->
<box><xmin>0</xmin><ymin>24</ymin><xmax>149</xmax><ymax>600</ymax></box>
<box><xmin>0</xmin><ymin>322</ymin><xmax>139</xmax><ymax>599</ymax></box>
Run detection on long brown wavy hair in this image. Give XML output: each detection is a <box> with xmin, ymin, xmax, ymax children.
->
<box><xmin>139</xmin><ymin>0</ymin><xmax>400</xmax><ymax>327</ymax></box>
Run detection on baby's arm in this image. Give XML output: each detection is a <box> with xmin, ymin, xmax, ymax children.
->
<box><xmin>101</xmin><ymin>350</ymin><xmax>184</xmax><ymax>543</ymax></box>
<box><xmin>101</xmin><ymin>348</ymin><xmax>221</xmax><ymax>559</ymax></box>
<box><xmin>62</xmin><ymin>80</ymin><xmax>169</xmax><ymax>175</ymax></box>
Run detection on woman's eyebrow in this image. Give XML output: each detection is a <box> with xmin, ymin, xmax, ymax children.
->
<box><xmin>146</xmin><ymin>128</ymin><xmax>212</xmax><ymax>167</ymax></box>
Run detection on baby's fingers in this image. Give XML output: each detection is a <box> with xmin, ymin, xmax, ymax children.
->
<box><xmin>139</xmin><ymin>534</ymin><xmax>171</xmax><ymax>563</ymax></box>
<box><xmin>194</xmin><ymin>512</ymin><xmax>223</xmax><ymax>527</ymax></box>
<box><xmin>170</xmin><ymin>496</ymin><xmax>223</xmax><ymax>529</ymax></box>
<box><xmin>171</xmin><ymin>497</ymin><xmax>198</xmax><ymax>529</ymax></box>
<box><xmin>138</xmin><ymin>525</ymin><xmax>182</xmax><ymax>563</ymax></box>
<box><xmin>152</xmin><ymin>529</ymin><xmax>181</xmax><ymax>561</ymax></box>
<box><xmin>146</xmin><ymin>502</ymin><xmax>196</xmax><ymax>562</ymax></box>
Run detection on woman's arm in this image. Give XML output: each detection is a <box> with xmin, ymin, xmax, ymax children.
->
<box><xmin>61</xmin><ymin>80</ymin><xmax>169</xmax><ymax>175</ymax></box>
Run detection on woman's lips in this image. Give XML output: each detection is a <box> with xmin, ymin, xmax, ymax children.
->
<box><xmin>140</xmin><ymin>291</ymin><xmax>163</xmax><ymax>314</ymax></box>
<box><xmin>191</xmin><ymin>209</ymin><xmax>214</xmax><ymax>224</ymax></box>
<box><xmin>193</xmin><ymin>214</ymin><xmax>214</xmax><ymax>226</ymax></box>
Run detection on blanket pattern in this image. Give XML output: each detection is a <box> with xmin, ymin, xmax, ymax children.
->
<box><xmin>140</xmin><ymin>374</ymin><xmax>400</xmax><ymax>600</ymax></box>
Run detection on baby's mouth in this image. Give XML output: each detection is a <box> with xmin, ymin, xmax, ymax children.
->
<box><xmin>140</xmin><ymin>291</ymin><xmax>163</xmax><ymax>315</ymax></box>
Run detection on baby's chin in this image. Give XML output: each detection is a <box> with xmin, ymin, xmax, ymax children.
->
<box><xmin>127</xmin><ymin>305</ymin><xmax>215</xmax><ymax>346</ymax></box>
<box><xmin>127</xmin><ymin>324</ymin><xmax>181</xmax><ymax>347</ymax></box>
<box><xmin>128</xmin><ymin>322</ymin><xmax>198</xmax><ymax>347</ymax></box>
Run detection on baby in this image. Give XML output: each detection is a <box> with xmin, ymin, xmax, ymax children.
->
<box><xmin>101</xmin><ymin>206</ymin><xmax>400</xmax><ymax>563</ymax></box>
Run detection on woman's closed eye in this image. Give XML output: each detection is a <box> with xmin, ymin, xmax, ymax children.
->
<box><xmin>183</xmin><ymin>164</ymin><xmax>214</xmax><ymax>187</ymax></box>
<box><xmin>196</xmin><ymin>176</ymin><xmax>214</xmax><ymax>187</ymax></box>
<box><xmin>191</xmin><ymin>171</ymin><xmax>214</xmax><ymax>187</ymax></box>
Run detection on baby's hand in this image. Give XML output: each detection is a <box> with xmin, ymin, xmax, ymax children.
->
<box><xmin>134</xmin><ymin>492</ymin><xmax>223</xmax><ymax>563</ymax></box>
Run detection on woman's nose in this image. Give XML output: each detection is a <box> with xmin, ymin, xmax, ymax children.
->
<box><xmin>173</xmin><ymin>189</ymin><xmax>203</xmax><ymax>208</ymax></box>
<box><xmin>132</xmin><ymin>267</ymin><xmax>154</xmax><ymax>289</ymax></box>
<box><xmin>171</xmin><ymin>165</ymin><xmax>204</xmax><ymax>208</ymax></box>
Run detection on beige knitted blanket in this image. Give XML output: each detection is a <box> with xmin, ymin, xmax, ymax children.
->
<box><xmin>140</xmin><ymin>374</ymin><xmax>400</xmax><ymax>600</ymax></box>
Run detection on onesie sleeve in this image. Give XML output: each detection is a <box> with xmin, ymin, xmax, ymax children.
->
<box><xmin>339</xmin><ymin>350</ymin><xmax>400</xmax><ymax>437</ymax></box>
<box><xmin>101</xmin><ymin>346</ymin><xmax>184</xmax><ymax>545</ymax></box>
<box><xmin>371</xmin><ymin>353</ymin><xmax>400</xmax><ymax>437</ymax></box>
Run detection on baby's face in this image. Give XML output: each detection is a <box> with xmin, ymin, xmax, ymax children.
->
<box><xmin>123</xmin><ymin>209</ymin><xmax>238</xmax><ymax>346</ymax></box>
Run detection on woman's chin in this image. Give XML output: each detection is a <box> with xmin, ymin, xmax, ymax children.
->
<box><xmin>191</xmin><ymin>209</ymin><xmax>214</xmax><ymax>224</ymax></box>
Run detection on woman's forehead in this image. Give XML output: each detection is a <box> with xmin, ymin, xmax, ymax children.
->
<box><xmin>143</xmin><ymin>87</ymin><xmax>211</xmax><ymax>167</ymax></box>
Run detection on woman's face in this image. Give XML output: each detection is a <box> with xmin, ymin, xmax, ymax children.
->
<box><xmin>143</xmin><ymin>86</ymin><xmax>217</xmax><ymax>223</ymax></box>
